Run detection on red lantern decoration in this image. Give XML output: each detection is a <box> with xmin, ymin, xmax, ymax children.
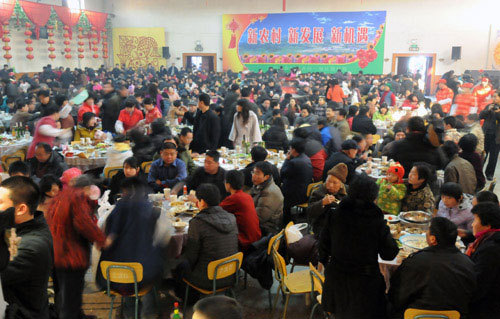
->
<box><xmin>102</xmin><ymin>35</ymin><xmax>108</xmax><ymax>39</ymax></box>
<box><xmin>65</xmin><ymin>54</ymin><xmax>72</xmax><ymax>59</ymax></box>
<box><xmin>78</xmin><ymin>34</ymin><xmax>84</xmax><ymax>39</ymax></box>
<box><xmin>78</xmin><ymin>27</ymin><xmax>83</xmax><ymax>32</ymax></box>
<box><xmin>77</xmin><ymin>26</ymin><xmax>85</xmax><ymax>60</ymax></box>
<box><xmin>92</xmin><ymin>47</ymin><xmax>98</xmax><ymax>52</ymax></box>
<box><xmin>92</xmin><ymin>40</ymin><xmax>98</xmax><ymax>45</ymax></box>
<box><xmin>47</xmin><ymin>24</ymin><xmax>55</xmax><ymax>60</ymax></box>
<box><xmin>103</xmin><ymin>54</ymin><xmax>109</xmax><ymax>59</ymax></box>
<box><xmin>78</xmin><ymin>41</ymin><xmax>84</xmax><ymax>46</ymax></box>
<box><xmin>2</xmin><ymin>22</ymin><xmax>11</xmax><ymax>61</ymax></box>
<box><xmin>77</xmin><ymin>47</ymin><xmax>84</xmax><ymax>53</ymax></box>
<box><xmin>25</xmin><ymin>22</ymin><xmax>34</xmax><ymax>60</ymax></box>
<box><xmin>63</xmin><ymin>40</ymin><xmax>70</xmax><ymax>45</ymax></box>
<box><xmin>93</xmin><ymin>54</ymin><xmax>99</xmax><ymax>59</ymax></box>
<box><xmin>78</xmin><ymin>54</ymin><xmax>84</xmax><ymax>59</ymax></box>
<box><xmin>63</xmin><ymin>26</ymin><xmax>70</xmax><ymax>31</ymax></box>
<box><xmin>64</xmin><ymin>47</ymin><xmax>71</xmax><ymax>53</ymax></box>
<box><xmin>63</xmin><ymin>33</ymin><xmax>70</xmax><ymax>38</ymax></box>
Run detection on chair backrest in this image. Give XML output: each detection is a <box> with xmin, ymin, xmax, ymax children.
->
<box><xmin>306</xmin><ymin>182</ymin><xmax>322</xmax><ymax>197</ymax></box>
<box><xmin>100</xmin><ymin>261</ymin><xmax>144</xmax><ymax>284</ymax></box>
<box><xmin>104</xmin><ymin>166</ymin><xmax>122</xmax><ymax>179</ymax></box>
<box><xmin>309</xmin><ymin>263</ymin><xmax>324</xmax><ymax>295</ymax></box>
<box><xmin>489</xmin><ymin>178</ymin><xmax>497</xmax><ymax>192</ymax></box>
<box><xmin>207</xmin><ymin>252</ymin><xmax>243</xmax><ymax>281</ymax></box>
<box><xmin>267</xmin><ymin>229</ymin><xmax>284</xmax><ymax>255</ymax></box>
<box><xmin>283</xmin><ymin>221</ymin><xmax>294</xmax><ymax>243</ymax></box>
<box><xmin>141</xmin><ymin>161</ymin><xmax>152</xmax><ymax>174</ymax></box>
<box><xmin>404</xmin><ymin>308</ymin><xmax>460</xmax><ymax>319</ymax></box>
<box><xmin>2</xmin><ymin>155</ymin><xmax>22</xmax><ymax>171</ymax></box>
<box><xmin>373</xmin><ymin>134</ymin><xmax>381</xmax><ymax>145</ymax></box>
<box><xmin>271</xmin><ymin>246</ymin><xmax>288</xmax><ymax>281</ymax></box>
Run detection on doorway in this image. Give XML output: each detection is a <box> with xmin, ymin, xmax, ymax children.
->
<box><xmin>392</xmin><ymin>53</ymin><xmax>436</xmax><ymax>95</ymax></box>
<box><xmin>183</xmin><ymin>53</ymin><xmax>217</xmax><ymax>72</ymax></box>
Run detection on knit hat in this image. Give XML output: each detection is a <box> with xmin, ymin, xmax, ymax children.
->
<box><xmin>60</xmin><ymin>167</ymin><xmax>82</xmax><ymax>188</ymax></box>
<box><xmin>328</xmin><ymin>163</ymin><xmax>348</xmax><ymax>183</ymax></box>
<box><xmin>387</xmin><ymin>163</ymin><xmax>405</xmax><ymax>184</ymax></box>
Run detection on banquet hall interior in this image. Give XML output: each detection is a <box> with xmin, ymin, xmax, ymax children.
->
<box><xmin>0</xmin><ymin>0</ymin><xmax>500</xmax><ymax>318</ymax></box>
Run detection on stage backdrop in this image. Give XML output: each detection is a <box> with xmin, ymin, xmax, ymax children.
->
<box><xmin>223</xmin><ymin>11</ymin><xmax>386</xmax><ymax>74</ymax></box>
<box><xmin>112</xmin><ymin>27</ymin><xmax>166</xmax><ymax>69</ymax></box>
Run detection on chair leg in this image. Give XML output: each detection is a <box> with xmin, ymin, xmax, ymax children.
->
<box><xmin>108</xmin><ymin>295</ymin><xmax>115</xmax><ymax>319</ymax></box>
<box><xmin>135</xmin><ymin>295</ymin><xmax>139</xmax><ymax>319</ymax></box>
<box><xmin>268</xmin><ymin>289</ymin><xmax>272</xmax><ymax>311</ymax></box>
<box><xmin>282</xmin><ymin>294</ymin><xmax>290</xmax><ymax>319</ymax></box>
<box><xmin>290</xmin><ymin>263</ymin><xmax>295</xmax><ymax>273</ymax></box>
<box><xmin>272</xmin><ymin>286</ymin><xmax>281</xmax><ymax>314</ymax></box>
<box><xmin>183</xmin><ymin>285</ymin><xmax>190</xmax><ymax>314</ymax></box>
<box><xmin>309</xmin><ymin>303</ymin><xmax>319</xmax><ymax>319</ymax></box>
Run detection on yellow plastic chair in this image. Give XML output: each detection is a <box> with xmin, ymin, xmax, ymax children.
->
<box><xmin>104</xmin><ymin>166</ymin><xmax>122</xmax><ymax>179</ymax></box>
<box><xmin>295</xmin><ymin>182</ymin><xmax>323</xmax><ymax>212</ymax></box>
<box><xmin>141</xmin><ymin>161</ymin><xmax>152</xmax><ymax>174</ymax></box>
<box><xmin>183</xmin><ymin>252</ymin><xmax>243</xmax><ymax>313</ymax></box>
<box><xmin>1</xmin><ymin>155</ymin><xmax>23</xmax><ymax>172</ymax></box>
<box><xmin>100</xmin><ymin>261</ymin><xmax>154</xmax><ymax>319</ymax></box>
<box><xmin>284</xmin><ymin>221</ymin><xmax>304</xmax><ymax>273</ymax></box>
<box><xmin>309</xmin><ymin>263</ymin><xmax>326</xmax><ymax>319</ymax></box>
<box><xmin>271</xmin><ymin>246</ymin><xmax>313</xmax><ymax>319</ymax></box>
<box><xmin>372</xmin><ymin>134</ymin><xmax>381</xmax><ymax>145</ymax></box>
<box><xmin>404</xmin><ymin>308</ymin><xmax>460</xmax><ymax>319</ymax></box>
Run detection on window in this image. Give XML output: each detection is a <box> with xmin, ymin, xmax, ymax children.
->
<box><xmin>66</xmin><ymin>0</ymin><xmax>85</xmax><ymax>10</ymax></box>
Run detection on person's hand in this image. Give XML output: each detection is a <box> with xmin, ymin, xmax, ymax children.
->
<box><xmin>56</xmin><ymin>122</ymin><xmax>61</xmax><ymax>129</ymax></box>
<box><xmin>103</xmin><ymin>236</ymin><xmax>113</xmax><ymax>249</ymax></box>
<box><xmin>322</xmin><ymin>194</ymin><xmax>336</xmax><ymax>206</ymax></box>
<box><xmin>191</xmin><ymin>152</ymin><xmax>199</xmax><ymax>157</ymax></box>
<box><xmin>286</xmin><ymin>150</ymin><xmax>292</xmax><ymax>160</ymax></box>
<box><xmin>156</xmin><ymin>179</ymin><xmax>162</xmax><ymax>186</ymax></box>
<box><xmin>317</xmin><ymin>262</ymin><xmax>324</xmax><ymax>274</ymax></box>
<box><xmin>8</xmin><ymin>228</ymin><xmax>21</xmax><ymax>261</ymax></box>
<box><xmin>457</xmin><ymin>229</ymin><xmax>469</xmax><ymax>238</ymax></box>
<box><xmin>187</xmin><ymin>193</ymin><xmax>197</xmax><ymax>203</ymax></box>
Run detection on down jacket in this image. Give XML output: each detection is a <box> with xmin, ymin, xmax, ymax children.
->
<box><xmin>250</xmin><ymin>178</ymin><xmax>283</xmax><ymax>236</ymax></box>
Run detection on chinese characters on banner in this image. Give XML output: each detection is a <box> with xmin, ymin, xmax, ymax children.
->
<box><xmin>247</xmin><ymin>26</ymin><xmax>369</xmax><ymax>45</ymax></box>
<box><xmin>222</xmin><ymin>11</ymin><xmax>387</xmax><ymax>74</ymax></box>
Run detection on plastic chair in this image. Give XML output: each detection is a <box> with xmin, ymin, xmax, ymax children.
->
<box><xmin>100</xmin><ymin>261</ymin><xmax>154</xmax><ymax>319</ymax></box>
<box><xmin>262</xmin><ymin>230</ymin><xmax>284</xmax><ymax>309</ymax></box>
<box><xmin>271</xmin><ymin>246</ymin><xmax>313</xmax><ymax>319</ymax></box>
<box><xmin>309</xmin><ymin>263</ymin><xmax>327</xmax><ymax>319</ymax></box>
<box><xmin>141</xmin><ymin>161</ymin><xmax>152</xmax><ymax>174</ymax></box>
<box><xmin>294</xmin><ymin>182</ymin><xmax>323</xmax><ymax>216</ymax></box>
<box><xmin>104</xmin><ymin>166</ymin><xmax>122</xmax><ymax>179</ymax></box>
<box><xmin>183</xmin><ymin>252</ymin><xmax>243</xmax><ymax>313</ymax></box>
<box><xmin>404</xmin><ymin>308</ymin><xmax>460</xmax><ymax>319</ymax></box>
<box><xmin>284</xmin><ymin>221</ymin><xmax>307</xmax><ymax>273</ymax></box>
<box><xmin>1</xmin><ymin>154</ymin><xmax>23</xmax><ymax>171</ymax></box>
<box><xmin>488</xmin><ymin>178</ymin><xmax>497</xmax><ymax>192</ymax></box>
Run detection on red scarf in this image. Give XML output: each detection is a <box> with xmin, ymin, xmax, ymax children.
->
<box><xmin>466</xmin><ymin>228</ymin><xmax>500</xmax><ymax>256</ymax></box>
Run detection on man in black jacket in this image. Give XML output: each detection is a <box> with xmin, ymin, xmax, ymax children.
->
<box><xmin>220</xmin><ymin>84</ymin><xmax>240</xmax><ymax>148</ymax></box>
<box><xmin>186</xmin><ymin>150</ymin><xmax>227</xmax><ymax>199</ymax></box>
<box><xmin>468</xmin><ymin>202</ymin><xmax>500</xmax><ymax>319</ymax></box>
<box><xmin>387</xmin><ymin>116</ymin><xmax>447</xmax><ymax>177</ymax></box>
<box><xmin>28</xmin><ymin>142</ymin><xmax>68</xmax><ymax>182</ymax></box>
<box><xmin>351</xmin><ymin>106</ymin><xmax>377</xmax><ymax>135</ymax></box>
<box><xmin>479</xmin><ymin>92</ymin><xmax>500</xmax><ymax>180</ymax></box>
<box><xmin>323</xmin><ymin>139</ymin><xmax>360</xmax><ymax>183</ymax></box>
<box><xmin>191</xmin><ymin>93</ymin><xmax>221</xmax><ymax>154</ymax></box>
<box><xmin>100</xmin><ymin>82</ymin><xmax>126</xmax><ymax>133</ymax></box>
<box><xmin>389</xmin><ymin>217</ymin><xmax>476</xmax><ymax>318</ymax></box>
<box><xmin>0</xmin><ymin>176</ymin><xmax>53</xmax><ymax>319</ymax></box>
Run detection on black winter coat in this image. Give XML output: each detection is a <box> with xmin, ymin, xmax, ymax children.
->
<box><xmin>469</xmin><ymin>231</ymin><xmax>500</xmax><ymax>319</ymax></box>
<box><xmin>1</xmin><ymin>212</ymin><xmax>53</xmax><ymax>319</ymax></box>
<box><xmin>181</xmin><ymin>206</ymin><xmax>239</xmax><ymax>290</ymax></box>
<box><xmin>352</xmin><ymin>114</ymin><xmax>377</xmax><ymax>135</ymax></box>
<box><xmin>262</xmin><ymin>125</ymin><xmax>289</xmax><ymax>151</ymax></box>
<box><xmin>319</xmin><ymin>197</ymin><xmax>399</xmax><ymax>318</ymax></box>
<box><xmin>387</xmin><ymin>132</ymin><xmax>447</xmax><ymax>177</ymax></box>
<box><xmin>281</xmin><ymin>153</ymin><xmax>313</xmax><ymax>206</ymax></box>
<box><xmin>322</xmin><ymin>151</ymin><xmax>358</xmax><ymax>183</ymax></box>
<box><xmin>389</xmin><ymin>245</ymin><xmax>476</xmax><ymax>318</ymax></box>
<box><xmin>101</xmin><ymin>91</ymin><xmax>124</xmax><ymax>133</ymax></box>
<box><xmin>191</xmin><ymin>109</ymin><xmax>221</xmax><ymax>153</ymax></box>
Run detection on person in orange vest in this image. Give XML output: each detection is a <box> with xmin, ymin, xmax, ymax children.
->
<box><xmin>473</xmin><ymin>77</ymin><xmax>494</xmax><ymax>112</ymax></box>
<box><xmin>454</xmin><ymin>83</ymin><xmax>477</xmax><ymax>117</ymax></box>
<box><xmin>436</xmin><ymin>79</ymin><xmax>454</xmax><ymax>114</ymax></box>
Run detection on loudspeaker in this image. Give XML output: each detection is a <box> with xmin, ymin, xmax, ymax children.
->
<box><xmin>451</xmin><ymin>46</ymin><xmax>461</xmax><ymax>60</ymax></box>
<box><xmin>162</xmin><ymin>46</ymin><xmax>171</xmax><ymax>59</ymax></box>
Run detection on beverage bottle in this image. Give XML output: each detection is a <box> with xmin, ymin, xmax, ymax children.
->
<box><xmin>183</xmin><ymin>185</ymin><xmax>188</xmax><ymax>196</ymax></box>
<box><xmin>170</xmin><ymin>302</ymin><xmax>183</xmax><ymax>319</ymax></box>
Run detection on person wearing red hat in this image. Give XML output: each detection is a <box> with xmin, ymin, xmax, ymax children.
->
<box><xmin>455</xmin><ymin>83</ymin><xmax>477</xmax><ymax>117</ymax></box>
<box><xmin>375</xmin><ymin>163</ymin><xmax>406</xmax><ymax>215</ymax></box>
<box><xmin>436</xmin><ymin>79</ymin><xmax>454</xmax><ymax>114</ymax></box>
<box><xmin>473</xmin><ymin>77</ymin><xmax>493</xmax><ymax>112</ymax></box>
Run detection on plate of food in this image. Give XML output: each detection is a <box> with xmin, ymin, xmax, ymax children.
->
<box><xmin>399</xmin><ymin>211</ymin><xmax>432</xmax><ymax>224</ymax></box>
<box><xmin>384</xmin><ymin>215</ymin><xmax>400</xmax><ymax>223</ymax></box>
<box><xmin>399</xmin><ymin>234</ymin><xmax>428</xmax><ymax>252</ymax></box>
<box><xmin>169</xmin><ymin>204</ymin><xmax>188</xmax><ymax>215</ymax></box>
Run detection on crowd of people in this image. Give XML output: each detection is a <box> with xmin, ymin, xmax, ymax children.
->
<box><xmin>0</xmin><ymin>62</ymin><xmax>499</xmax><ymax>319</ymax></box>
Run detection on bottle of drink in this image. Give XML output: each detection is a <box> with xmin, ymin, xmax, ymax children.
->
<box><xmin>170</xmin><ymin>302</ymin><xmax>183</xmax><ymax>319</ymax></box>
<box><xmin>11</xmin><ymin>123</ymin><xmax>16</xmax><ymax>137</ymax></box>
<box><xmin>24</xmin><ymin>125</ymin><xmax>29</xmax><ymax>139</ymax></box>
<box><xmin>183</xmin><ymin>185</ymin><xmax>188</xmax><ymax>196</ymax></box>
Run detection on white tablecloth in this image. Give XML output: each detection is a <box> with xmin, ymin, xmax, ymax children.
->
<box><xmin>0</xmin><ymin>137</ymin><xmax>32</xmax><ymax>157</ymax></box>
<box><xmin>64</xmin><ymin>156</ymin><xmax>107</xmax><ymax>171</ymax></box>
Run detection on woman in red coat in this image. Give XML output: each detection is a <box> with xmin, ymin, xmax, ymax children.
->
<box><xmin>219</xmin><ymin>170</ymin><xmax>261</xmax><ymax>251</ymax></box>
<box><xmin>77</xmin><ymin>94</ymin><xmax>100</xmax><ymax>123</ymax></box>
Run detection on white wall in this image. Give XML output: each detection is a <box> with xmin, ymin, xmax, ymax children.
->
<box><xmin>2</xmin><ymin>0</ymin><xmax>110</xmax><ymax>72</ymax></box>
<box><xmin>110</xmin><ymin>0</ymin><xmax>498</xmax><ymax>74</ymax></box>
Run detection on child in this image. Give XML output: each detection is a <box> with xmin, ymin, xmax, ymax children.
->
<box><xmin>144</xmin><ymin>97</ymin><xmax>162</xmax><ymax>125</ymax></box>
<box><xmin>376</xmin><ymin>163</ymin><xmax>406</xmax><ymax>215</ymax></box>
